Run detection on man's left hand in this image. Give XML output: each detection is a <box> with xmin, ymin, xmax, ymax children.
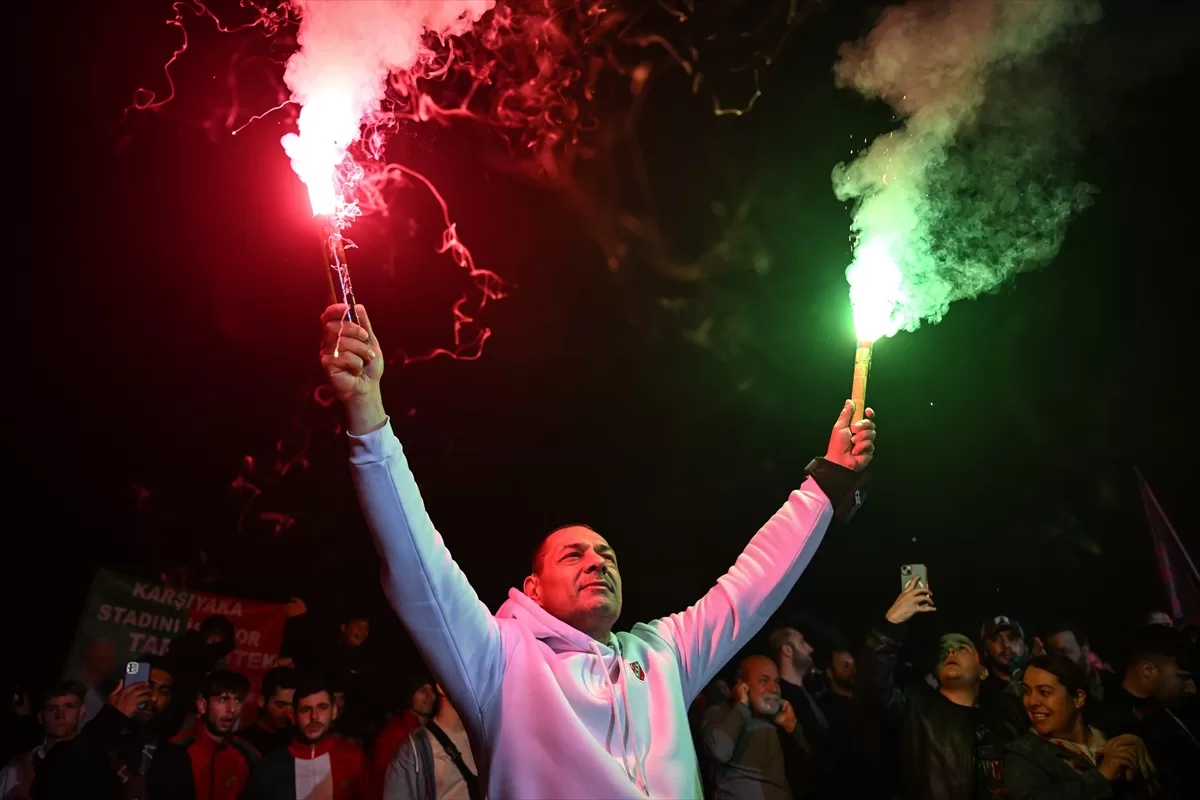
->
<box><xmin>774</xmin><ymin>700</ymin><xmax>797</xmax><ymax>734</ymax></box>
<box><xmin>825</xmin><ymin>400</ymin><xmax>876</xmax><ymax>472</ymax></box>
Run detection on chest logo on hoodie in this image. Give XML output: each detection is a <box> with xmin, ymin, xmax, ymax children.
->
<box><xmin>630</xmin><ymin>661</ymin><xmax>645</xmax><ymax>681</ymax></box>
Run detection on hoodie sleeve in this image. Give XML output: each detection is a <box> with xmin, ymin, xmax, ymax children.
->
<box><xmin>647</xmin><ymin>479</ymin><xmax>833</xmax><ymax>704</ymax></box>
<box><xmin>349</xmin><ymin>421</ymin><xmax>505</xmax><ymax>721</ymax></box>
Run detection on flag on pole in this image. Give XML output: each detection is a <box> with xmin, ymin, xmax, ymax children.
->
<box><xmin>1136</xmin><ymin>469</ymin><xmax>1200</xmax><ymax>626</ymax></box>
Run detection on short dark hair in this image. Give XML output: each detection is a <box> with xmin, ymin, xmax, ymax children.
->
<box><xmin>293</xmin><ymin>673</ymin><xmax>333</xmax><ymax>705</ymax></box>
<box><xmin>198</xmin><ymin>615</ymin><xmax>236</xmax><ymax>642</ymax></box>
<box><xmin>261</xmin><ymin>667</ymin><xmax>296</xmax><ymax>701</ymax></box>
<box><xmin>767</xmin><ymin>627</ymin><xmax>802</xmax><ymax>660</ymax></box>
<box><xmin>200</xmin><ymin>670</ymin><xmax>250</xmax><ymax>699</ymax></box>
<box><xmin>1126</xmin><ymin>625</ymin><xmax>1188</xmax><ymax>669</ymax></box>
<box><xmin>1042</xmin><ymin>622</ymin><xmax>1087</xmax><ymax>646</ymax></box>
<box><xmin>1026</xmin><ymin>654</ymin><xmax>1089</xmax><ymax>700</ymax></box>
<box><xmin>40</xmin><ymin>680</ymin><xmax>86</xmax><ymax>709</ymax></box>
<box><xmin>531</xmin><ymin>523</ymin><xmax>598</xmax><ymax>574</ymax></box>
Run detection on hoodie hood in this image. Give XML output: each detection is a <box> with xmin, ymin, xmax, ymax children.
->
<box><xmin>497</xmin><ymin>588</ymin><xmax>615</xmax><ymax>654</ymax></box>
<box><xmin>497</xmin><ymin>588</ymin><xmax>648</xmax><ymax>794</ymax></box>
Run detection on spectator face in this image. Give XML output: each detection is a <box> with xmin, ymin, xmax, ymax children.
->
<box><xmin>1138</xmin><ymin>657</ymin><xmax>1191</xmax><ymax>706</ymax></box>
<box><xmin>135</xmin><ymin>668</ymin><xmax>174</xmax><ymax>723</ymax></box>
<box><xmin>524</xmin><ymin>527</ymin><xmax>623</xmax><ymax>633</ymax></box>
<box><xmin>40</xmin><ymin>693</ymin><xmax>84</xmax><ymax>740</ymax></box>
<box><xmin>295</xmin><ymin>691</ymin><xmax>336</xmax><ymax>744</ymax></box>
<box><xmin>341</xmin><ymin>619</ymin><xmax>370</xmax><ymax>648</ymax></box>
<box><xmin>261</xmin><ymin>687</ymin><xmax>295</xmax><ymax>731</ymax></box>
<box><xmin>740</xmin><ymin>656</ymin><xmax>783</xmax><ymax>716</ymax></box>
<box><xmin>1046</xmin><ymin>630</ymin><xmax>1087</xmax><ymax>669</ymax></box>
<box><xmin>826</xmin><ymin>650</ymin><xmax>856</xmax><ymax>691</ymax></box>
<box><xmin>982</xmin><ymin>628</ymin><xmax>1026</xmax><ymax>671</ymax></box>
<box><xmin>779</xmin><ymin>629</ymin><xmax>815</xmax><ymax>673</ymax></box>
<box><xmin>199</xmin><ymin>690</ymin><xmax>244</xmax><ymax>736</ymax></box>
<box><xmin>1022</xmin><ymin>665</ymin><xmax>1085</xmax><ymax>739</ymax></box>
<box><xmin>937</xmin><ymin>635</ymin><xmax>987</xmax><ymax>688</ymax></box>
<box><xmin>411</xmin><ymin>683</ymin><xmax>437</xmax><ymax>718</ymax></box>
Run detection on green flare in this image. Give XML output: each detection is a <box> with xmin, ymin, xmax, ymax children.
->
<box><xmin>833</xmin><ymin>0</ymin><xmax>1101</xmax><ymax>340</ymax></box>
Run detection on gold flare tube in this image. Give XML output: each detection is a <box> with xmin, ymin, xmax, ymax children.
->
<box><xmin>320</xmin><ymin>216</ymin><xmax>358</xmax><ymax>324</ymax></box>
<box><xmin>851</xmin><ymin>340</ymin><xmax>873</xmax><ymax>424</ymax></box>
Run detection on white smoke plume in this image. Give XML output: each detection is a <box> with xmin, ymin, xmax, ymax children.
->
<box><xmin>281</xmin><ymin>0</ymin><xmax>495</xmax><ymax>214</ymax></box>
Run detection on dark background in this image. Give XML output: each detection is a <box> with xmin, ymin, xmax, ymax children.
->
<box><xmin>14</xmin><ymin>0</ymin><xmax>1199</xmax><ymax>688</ymax></box>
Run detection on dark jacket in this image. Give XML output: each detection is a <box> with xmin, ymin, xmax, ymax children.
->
<box><xmin>171</xmin><ymin>721</ymin><xmax>260</xmax><ymax>800</ymax></box>
<box><xmin>1096</xmin><ymin>688</ymin><xmax>1200</xmax><ymax>799</ymax></box>
<box><xmin>820</xmin><ymin>691</ymin><xmax>901</xmax><ymax>799</ymax></box>
<box><xmin>31</xmin><ymin>705</ymin><xmax>195</xmax><ymax>800</ymax></box>
<box><xmin>1004</xmin><ymin>732</ymin><xmax>1149</xmax><ymax>800</ymax></box>
<box><xmin>238</xmin><ymin>724</ymin><xmax>294</xmax><ymax>759</ymax></box>
<box><xmin>699</xmin><ymin>701</ymin><xmax>809</xmax><ymax>800</ymax></box>
<box><xmin>857</xmin><ymin>620</ymin><xmax>1023</xmax><ymax>800</ymax></box>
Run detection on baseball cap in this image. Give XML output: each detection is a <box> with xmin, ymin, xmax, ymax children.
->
<box><xmin>980</xmin><ymin>615</ymin><xmax>1025</xmax><ymax>641</ymax></box>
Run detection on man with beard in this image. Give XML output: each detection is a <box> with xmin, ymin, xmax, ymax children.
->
<box><xmin>240</xmin><ymin>668</ymin><xmax>296</xmax><ymax>758</ymax></box>
<box><xmin>172</xmin><ymin>671</ymin><xmax>259</xmax><ymax>800</ymax></box>
<box><xmin>33</xmin><ymin>658</ymin><xmax>194</xmax><ymax>800</ymax></box>
<box><xmin>769</xmin><ymin>626</ymin><xmax>832</xmax><ymax>791</ymax></box>
<box><xmin>1099</xmin><ymin>625</ymin><xmax>1198</xmax><ymax>798</ymax></box>
<box><xmin>857</xmin><ymin>580</ymin><xmax>1024</xmax><ymax>800</ymax></box>
<box><xmin>243</xmin><ymin>674</ymin><xmax>366</xmax><ymax>800</ymax></box>
<box><xmin>819</xmin><ymin>648</ymin><xmax>897</xmax><ymax>799</ymax></box>
<box><xmin>700</xmin><ymin>656</ymin><xmax>811</xmax><ymax>800</ymax></box>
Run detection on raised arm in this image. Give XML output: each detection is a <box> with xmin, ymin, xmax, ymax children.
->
<box><xmin>322</xmin><ymin>304</ymin><xmax>505</xmax><ymax>721</ymax></box>
<box><xmin>647</xmin><ymin>401</ymin><xmax>876</xmax><ymax>704</ymax></box>
<box><xmin>856</xmin><ymin>581</ymin><xmax>935</xmax><ymax>725</ymax></box>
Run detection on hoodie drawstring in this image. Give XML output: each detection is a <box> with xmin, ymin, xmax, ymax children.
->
<box><xmin>590</xmin><ymin>641</ymin><xmax>649</xmax><ymax>796</ymax></box>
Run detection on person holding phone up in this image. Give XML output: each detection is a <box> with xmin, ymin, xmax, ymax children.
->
<box><xmin>856</xmin><ymin>577</ymin><xmax>1026</xmax><ymax>800</ymax></box>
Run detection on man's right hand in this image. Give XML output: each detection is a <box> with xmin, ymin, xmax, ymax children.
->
<box><xmin>885</xmin><ymin>577</ymin><xmax>936</xmax><ymax>624</ymax></box>
<box><xmin>320</xmin><ymin>304</ymin><xmax>386</xmax><ymax>434</ymax></box>
<box><xmin>107</xmin><ymin>681</ymin><xmax>152</xmax><ymax>719</ymax></box>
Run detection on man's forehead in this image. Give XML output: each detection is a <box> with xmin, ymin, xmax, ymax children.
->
<box><xmin>549</xmin><ymin>527</ymin><xmax>613</xmax><ymax>552</ymax></box>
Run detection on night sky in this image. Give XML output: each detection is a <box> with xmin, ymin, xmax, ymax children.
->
<box><xmin>16</xmin><ymin>0</ymin><xmax>1199</xmax><ymax>689</ymax></box>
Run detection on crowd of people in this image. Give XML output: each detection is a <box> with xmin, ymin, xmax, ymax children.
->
<box><xmin>3</xmin><ymin>596</ymin><xmax>1196</xmax><ymax>799</ymax></box>
<box><xmin>3</xmin><ymin>302</ymin><xmax>1196</xmax><ymax>799</ymax></box>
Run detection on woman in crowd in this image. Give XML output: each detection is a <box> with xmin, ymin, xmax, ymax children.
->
<box><xmin>1004</xmin><ymin>655</ymin><xmax>1156</xmax><ymax>799</ymax></box>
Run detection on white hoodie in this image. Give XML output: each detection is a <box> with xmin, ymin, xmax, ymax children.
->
<box><xmin>350</xmin><ymin>422</ymin><xmax>834</xmax><ymax>799</ymax></box>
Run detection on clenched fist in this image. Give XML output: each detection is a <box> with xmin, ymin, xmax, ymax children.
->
<box><xmin>320</xmin><ymin>304</ymin><xmax>387</xmax><ymax>434</ymax></box>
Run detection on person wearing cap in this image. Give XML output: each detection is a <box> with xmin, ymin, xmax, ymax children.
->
<box><xmin>979</xmin><ymin>615</ymin><xmax>1033</xmax><ymax>734</ymax></box>
<box><xmin>981</xmin><ymin>616</ymin><xmax>1028</xmax><ymax>687</ymax></box>
<box><xmin>856</xmin><ymin>579</ymin><xmax>1025</xmax><ymax>800</ymax></box>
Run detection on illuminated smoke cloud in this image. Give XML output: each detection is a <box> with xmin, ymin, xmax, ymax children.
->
<box><xmin>833</xmin><ymin>0</ymin><xmax>1101</xmax><ymax>339</ymax></box>
<box><xmin>280</xmin><ymin>0</ymin><xmax>495</xmax><ymax>216</ymax></box>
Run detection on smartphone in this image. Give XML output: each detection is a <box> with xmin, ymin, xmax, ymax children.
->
<box><xmin>125</xmin><ymin>661</ymin><xmax>151</xmax><ymax>686</ymax></box>
<box><xmin>900</xmin><ymin>563</ymin><xmax>928</xmax><ymax>591</ymax></box>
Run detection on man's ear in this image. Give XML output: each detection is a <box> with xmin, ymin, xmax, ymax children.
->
<box><xmin>196</xmin><ymin>698</ymin><xmax>208</xmax><ymax>717</ymax></box>
<box><xmin>523</xmin><ymin>575</ymin><xmax>541</xmax><ymax>604</ymax></box>
<box><xmin>331</xmin><ymin>699</ymin><xmax>340</xmax><ymax>721</ymax></box>
<box><xmin>36</xmin><ymin>710</ymin><xmax>44</xmax><ymax>727</ymax></box>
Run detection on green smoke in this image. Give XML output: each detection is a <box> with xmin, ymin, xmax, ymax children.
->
<box><xmin>833</xmin><ymin>0</ymin><xmax>1101</xmax><ymax>340</ymax></box>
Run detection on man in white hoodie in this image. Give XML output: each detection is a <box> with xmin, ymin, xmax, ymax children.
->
<box><xmin>319</xmin><ymin>303</ymin><xmax>877</xmax><ymax>799</ymax></box>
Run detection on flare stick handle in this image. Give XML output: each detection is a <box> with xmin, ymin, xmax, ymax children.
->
<box><xmin>321</xmin><ymin>217</ymin><xmax>359</xmax><ymax>325</ymax></box>
<box><xmin>851</xmin><ymin>340</ymin><xmax>873</xmax><ymax>425</ymax></box>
